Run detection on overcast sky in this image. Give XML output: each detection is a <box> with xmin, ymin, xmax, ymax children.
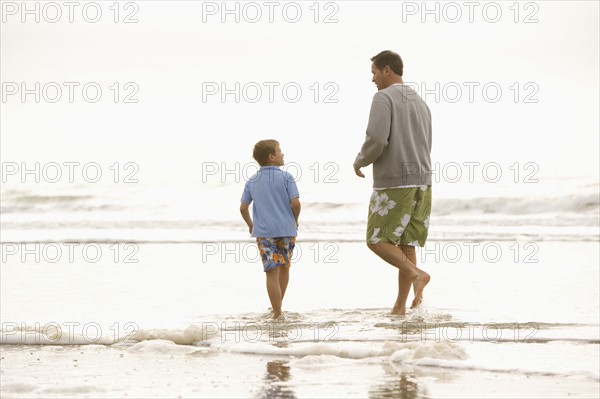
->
<box><xmin>2</xmin><ymin>1</ymin><xmax>598</xmax><ymax>198</ymax></box>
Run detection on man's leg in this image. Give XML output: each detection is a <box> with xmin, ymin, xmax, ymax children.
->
<box><xmin>368</xmin><ymin>242</ymin><xmax>430</xmax><ymax>314</ymax></box>
<box><xmin>398</xmin><ymin>245</ymin><xmax>426</xmax><ymax>309</ymax></box>
<box><xmin>266</xmin><ymin>267</ymin><xmax>282</xmax><ymax>318</ymax></box>
<box><xmin>392</xmin><ymin>246</ymin><xmax>416</xmax><ymax>315</ymax></box>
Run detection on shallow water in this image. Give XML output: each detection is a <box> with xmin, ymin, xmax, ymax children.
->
<box><xmin>1</xmin><ymin>242</ymin><xmax>599</xmax><ymax>397</ymax></box>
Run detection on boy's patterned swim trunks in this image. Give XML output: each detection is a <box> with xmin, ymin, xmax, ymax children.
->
<box><xmin>256</xmin><ymin>237</ymin><xmax>296</xmax><ymax>272</ymax></box>
<box><xmin>366</xmin><ymin>186</ymin><xmax>432</xmax><ymax>247</ymax></box>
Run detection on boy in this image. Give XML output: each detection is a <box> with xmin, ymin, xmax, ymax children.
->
<box><xmin>240</xmin><ymin>139</ymin><xmax>301</xmax><ymax>319</ymax></box>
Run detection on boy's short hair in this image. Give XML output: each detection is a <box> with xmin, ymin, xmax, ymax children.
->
<box><xmin>371</xmin><ymin>50</ymin><xmax>404</xmax><ymax>76</ymax></box>
<box><xmin>253</xmin><ymin>139</ymin><xmax>279</xmax><ymax>166</ymax></box>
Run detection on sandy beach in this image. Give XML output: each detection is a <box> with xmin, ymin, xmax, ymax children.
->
<box><xmin>2</xmin><ymin>0</ymin><xmax>599</xmax><ymax>396</ymax></box>
<box><xmin>1</xmin><ymin>343</ymin><xmax>598</xmax><ymax>399</ymax></box>
<box><xmin>2</xmin><ymin>241</ymin><xmax>599</xmax><ymax>398</ymax></box>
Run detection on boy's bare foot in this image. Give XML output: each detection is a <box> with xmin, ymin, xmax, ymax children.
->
<box><xmin>272</xmin><ymin>311</ymin><xmax>283</xmax><ymax>320</ymax></box>
<box><xmin>411</xmin><ymin>272</ymin><xmax>430</xmax><ymax>309</ymax></box>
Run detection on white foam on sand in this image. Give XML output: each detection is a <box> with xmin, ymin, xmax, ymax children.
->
<box><xmin>290</xmin><ymin>354</ymin><xmax>357</xmax><ymax>368</ymax></box>
<box><xmin>388</xmin><ymin>341</ymin><xmax>469</xmax><ymax>363</ymax></box>
<box><xmin>432</xmin><ymin>341</ymin><xmax>600</xmax><ymax>380</ymax></box>
<box><xmin>127</xmin><ymin>339</ymin><xmax>200</xmax><ymax>354</ymax></box>
<box><xmin>0</xmin><ymin>324</ymin><xmax>207</xmax><ymax>347</ymax></box>
<box><xmin>219</xmin><ymin>341</ymin><xmax>378</xmax><ymax>359</ymax></box>
<box><xmin>41</xmin><ymin>385</ymin><xmax>106</xmax><ymax>394</ymax></box>
<box><xmin>217</xmin><ymin>339</ymin><xmax>469</xmax><ymax>361</ymax></box>
<box><xmin>0</xmin><ymin>383</ymin><xmax>39</xmax><ymax>394</ymax></box>
<box><xmin>130</xmin><ymin>325</ymin><xmax>206</xmax><ymax>346</ymax></box>
<box><xmin>1</xmin><ymin>324</ymin><xmax>117</xmax><ymax>346</ymax></box>
<box><xmin>287</xmin><ymin>341</ymin><xmax>469</xmax><ymax>369</ymax></box>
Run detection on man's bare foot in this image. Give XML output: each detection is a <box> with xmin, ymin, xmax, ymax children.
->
<box><xmin>411</xmin><ymin>272</ymin><xmax>430</xmax><ymax>309</ymax></box>
<box><xmin>390</xmin><ymin>305</ymin><xmax>406</xmax><ymax>316</ymax></box>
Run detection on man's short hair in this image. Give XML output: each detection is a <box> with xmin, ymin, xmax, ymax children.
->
<box><xmin>253</xmin><ymin>139</ymin><xmax>279</xmax><ymax>166</ymax></box>
<box><xmin>371</xmin><ymin>50</ymin><xmax>404</xmax><ymax>76</ymax></box>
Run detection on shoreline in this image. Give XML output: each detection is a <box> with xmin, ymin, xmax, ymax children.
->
<box><xmin>1</xmin><ymin>343</ymin><xmax>598</xmax><ymax>399</ymax></box>
<box><xmin>2</xmin><ymin>241</ymin><xmax>598</xmax><ymax>398</ymax></box>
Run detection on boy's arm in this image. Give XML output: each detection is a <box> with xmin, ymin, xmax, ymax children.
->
<box><xmin>240</xmin><ymin>202</ymin><xmax>253</xmax><ymax>235</ymax></box>
<box><xmin>290</xmin><ymin>197</ymin><xmax>301</xmax><ymax>228</ymax></box>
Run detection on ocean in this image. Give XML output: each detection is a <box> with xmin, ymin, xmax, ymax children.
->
<box><xmin>2</xmin><ymin>0</ymin><xmax>599</xmax><ymax>396</ymax></box>
<box><xmin>1</xmin><ymin>176</ymin><xmax>599</xmax><ymax>397</ymax></box>
<box><xmin>1</xmin><ymin>173</ymin><xmax>598</xmax><ymax>243</ymax></box>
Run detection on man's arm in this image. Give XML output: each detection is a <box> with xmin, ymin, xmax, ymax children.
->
<box><xmin>290</xmin><ymin>197</ymin><xmax>301</xmax><ymax>228</ymax></box>
<box><xmin>240</xmin><ymin>202</ymin><xmax>253</xmax><ymax>234</ymax></box>
<box><xmin>354</xmin><ymin>94</ymin><xmax>392</xmax><ymax>176</ymax></box>
<box><xmin>354</xmin><ymin>165</ymin><xmax>365</xmax><ymax>178</ymax></box>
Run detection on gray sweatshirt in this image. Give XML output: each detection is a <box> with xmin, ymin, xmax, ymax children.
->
<box><xmin>354</xmin><ymin>84</ymin><xmax>432</xmax><ymax>188</ymax></box>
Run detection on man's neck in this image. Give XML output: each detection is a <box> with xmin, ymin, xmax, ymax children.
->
<box><xmin>383</xmin><ymin>77</ymin><xmax>404</xmax><ymax>89</ymax></box>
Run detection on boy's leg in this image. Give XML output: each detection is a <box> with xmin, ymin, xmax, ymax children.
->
<box><xmin>266</xmin><ymin>267</ymin><xmax>282</xmax><ymax>318</ymax></box>
<box><xmin>277</xmin><ymin>237</ymin><xmax>295</xmax><ymax>306</ymax></box>
<box><xmin>279</xmin><ymin>265</ymin><xmax>290</xmax><ymax>301</ymax></box>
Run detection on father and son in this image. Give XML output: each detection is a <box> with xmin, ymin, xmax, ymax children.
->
<box><xmin>240</xmin><ymin>50</ymin><xmax>433</xmax><ymax>319</ymax></box>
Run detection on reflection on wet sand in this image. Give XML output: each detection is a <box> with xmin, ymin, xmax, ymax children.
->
<box><xmin>255</xmin><ymin>360</ymin><xmax>296</xmax><ymax>399</ymax></box>
<box><xmin>369</xmin><ymin>368</ymin><xmax>426</xmax><ymax>399</ymax></box>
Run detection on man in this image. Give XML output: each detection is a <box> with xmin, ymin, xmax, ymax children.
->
<box><xmin>354</xmin><ymin>50</ymin><xmax>433</xmax><ymax>315</ymax></box>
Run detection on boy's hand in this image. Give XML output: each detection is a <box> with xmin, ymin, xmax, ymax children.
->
<box><xmin>240</xmin><ymin>202</ymin><xmax>253</xmax><ymax>235</ymax></box>
<box><xmin>354</xmin><ymin>165</ymin><xmax>365</xmax><ymax>178</ymax></box>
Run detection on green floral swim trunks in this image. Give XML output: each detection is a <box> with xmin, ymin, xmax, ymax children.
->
<box><xmin>366</xmin><ymin>186</ymin><xmax>432</xmax><ymax>247</ymax></box>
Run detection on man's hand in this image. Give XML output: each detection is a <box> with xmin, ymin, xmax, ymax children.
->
<box><xmin>354</xmin><ymin>165</ymin><xmax>365</xmax><ymax>178</ymax></box>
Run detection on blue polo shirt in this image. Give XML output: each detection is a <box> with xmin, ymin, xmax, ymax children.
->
<box><xmin>241</xmin><ymin>166</ymin><xmax>299</xmax><ymax>238</ymax></box>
